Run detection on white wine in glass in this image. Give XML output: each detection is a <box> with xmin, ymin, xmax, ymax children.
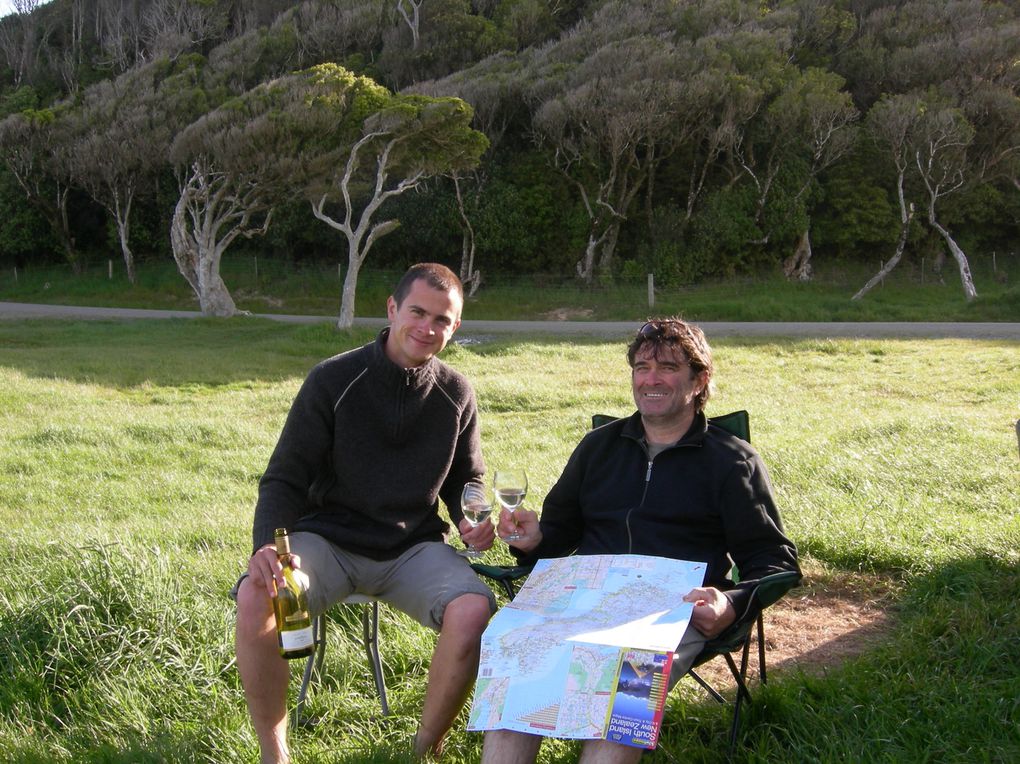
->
<box><xmin>459</xmin><ymin>482</ymin><xmax>492</xmax><ymax>557</ymax></box>
<box><xmin>493</xmin><ymin>469</ymin><xmax>528</xmax><ymax>541</ymax></box>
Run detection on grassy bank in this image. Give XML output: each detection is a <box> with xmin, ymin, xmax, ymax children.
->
<box><xmin>0</xmin><ymin>319</ymin><xmax>1018</xmax><ymax>762</ymax></box>
<box><xmin>2</xmin><ymin>254</ymin><xmax>1019</xmax><ymax>322</ymax></box>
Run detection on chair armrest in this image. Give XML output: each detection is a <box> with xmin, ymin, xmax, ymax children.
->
<box><xmin>708</xmin><ymin>570</ymin><xmax>801</xmax><ymax>650</ymax></box>
<box><xmin>753</xmin><ymin>570</ymin><xmax>802</xmax><ymax>609</ymax></box>
<box><xmin>470</xmin><ymin>563</ymin><xmax>534</xmax><ymax>583</ymax></box>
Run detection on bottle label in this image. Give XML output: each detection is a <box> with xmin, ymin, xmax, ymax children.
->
<box><xmin>280</xmin><ymin>626</ymin><xmax>314</xmax><ymax>651</ymax></box>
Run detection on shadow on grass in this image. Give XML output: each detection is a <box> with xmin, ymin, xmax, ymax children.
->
<box><xmin>0</xmin><ymin>319</ymin><xmax>378</xmax><ymax>387</ymax></box>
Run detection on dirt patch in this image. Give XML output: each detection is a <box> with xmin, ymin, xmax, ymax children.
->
<box><xmin>692</xmin><ymin>563</ymin><xmax>898</xmax><ymax>688</ymax></box>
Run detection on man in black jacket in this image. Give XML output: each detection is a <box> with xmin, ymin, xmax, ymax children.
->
<box><xmin>484</xmin><ymin>318</ymin><xmax>800</xmax><ymax>764</ymax></box>
<box><xmin>234</xmin><ymin>263</ymin><xmax>496</xmax><ymax>763</ymax></box>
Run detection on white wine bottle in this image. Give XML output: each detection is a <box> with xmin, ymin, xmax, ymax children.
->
<box><xmin>272</xmin><ymin>528</ymin><xmax>314</xmax><ymax>660</ymax></box>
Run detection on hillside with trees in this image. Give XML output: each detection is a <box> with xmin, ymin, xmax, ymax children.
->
<box><xmin>1</xmin><ymin>0</ymin><xmax>1018</xmax><ymax>317</ymax></box>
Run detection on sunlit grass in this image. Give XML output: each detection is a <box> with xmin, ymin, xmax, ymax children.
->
<box><xmin>0</xmin><ymin>319</ymin><xmax>1017</xmax><ymax>762</ymax></box>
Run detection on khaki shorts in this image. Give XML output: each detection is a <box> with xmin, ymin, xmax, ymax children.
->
<box><xmin>231</xmin><ymin>533</ymin><xmax>497</xmax><ymax>631</ymax></box>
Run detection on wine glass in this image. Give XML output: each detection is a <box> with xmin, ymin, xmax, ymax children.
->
<box><xmin>459</xmin><ymin>482</ymin><xmax>493</xmax><ymax>557</ymax></box>
<box><xmin>493</xmin><ymin>469</ymin><xmax>528</xmax><ymax>541</ymax></box>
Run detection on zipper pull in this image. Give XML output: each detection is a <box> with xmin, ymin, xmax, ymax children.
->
<box><xmin>645</xmin><ymin>460</ymin><xmax>653</xmax><ymax>482</ymax></box>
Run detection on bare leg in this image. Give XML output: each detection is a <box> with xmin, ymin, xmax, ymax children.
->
<box><xmin>413</xmin><ymin>593</ymin><xmax>493</xmax><ymax>758</ymax></box>
<box><xmin>578</xmin><ymin>739</ymin><xmax>645</xmax><ymax>764</ymax></box>
<box><xmin>481</xmin><ymin>730</ymin><xmax>543</xmax><ymax>763</ymax></box>
<box><xmin>236</xmin><ymin>577</ymin><xmax>291</xmax><ymax>764</ymax></box>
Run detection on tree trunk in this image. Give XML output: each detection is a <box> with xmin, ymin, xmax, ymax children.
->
<box><xmin>197</xmin><ymin>252</ymin><xmax>237</xmax><ymax>317</ymax></box>
<box><xmin>453</xmin><ymin>175</ymin><xmax>480</xmax><ymax>297</ymax></box>
<box><xmin>852</xmin><ymin>203</ymin><xmax>915</xmax><ymax>301</ymax></box>
<box><xmin>114</xmin><ymin>196</ymin><xmax>136</xmax><ymax>284</ymax></box>
<box><xmin>53</xmin><ymin>183</ymin><xmax>82</xmax><ymax>274</ymax></box>
<box><xmin>576</xmin><ymin>234</ymin><xmax>598</xmax><ymax>285</ymax></box>
<box><xmin>596</xmin><ymin>222</ymin><xmax>621</xmax><ymax>275</ymax></box>
<box><xmin>928</xmin><ymin>214</ymin><xmax>978</xmax><ymax>301</ymax></box>
<box><xmin>170</xmin><ymin>190</ymin><xmax>200</xmax><ymax>296</ymax></box>
<box><xmin>169</xmin><ymin>181</ymin><xmax>238</xmax><ymax>317</ymax></box>
<box><xmin>783</xmin><ymin>229</ymin><xmax>814</xmax><ymax>281</ymax></box>
<box><xmin>337</xmin><ymin>254</ymin><xmax>365</xmax><ymax>329</ymax></box>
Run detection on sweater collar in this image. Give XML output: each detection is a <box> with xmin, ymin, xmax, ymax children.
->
<box><xmin>621</xmin><ymin>410</ymin><xmax>708</xmax><ymax>448</ymax></box>
<box><xmin>371</xmin><ymin>328</ymin><xmax>437</xmax><ymax>388</ymax></box>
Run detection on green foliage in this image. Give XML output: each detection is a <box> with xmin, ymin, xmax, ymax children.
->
<box><xmin>0</xmin><ymin>0</ymin><xmax>1018</xmax><ymax>299</ymax></box>
<box><xmin>0</xmin><ymin>168</ymin><xmax>57</xmax><ymax>261</ymax></box>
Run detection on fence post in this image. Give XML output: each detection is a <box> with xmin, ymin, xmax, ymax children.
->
<box><xmin>254</xmin><ymin>256</ymin><xmax>259</xmax><ymax>284</ymax></box>
<box><xmin>108</xmin><ymin>260</ymin><xmax>113</xmax><ymax>279</ymax></box>
<box><xmin>13</xmin><ymin>266</ymin><xmax>17</xmax><ymax>284</ymax></box>
<box><xmin>647</xmin><ymin>273</ymin><xmax>655</xmax><ymax>309</ymax></box>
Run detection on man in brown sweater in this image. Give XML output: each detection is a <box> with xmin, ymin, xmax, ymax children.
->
<box><xmin>233</xmin><ymin>263</ymin><xmax>496</xmax><ymax>762</ymax></box>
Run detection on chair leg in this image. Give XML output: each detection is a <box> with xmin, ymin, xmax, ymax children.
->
<box><xmin>725</xmin><ymin>635</ymin><xmax>755</xmax><ymax>755</ymax></box>
<box><xmin>756</xmin><ymin>613</ymin><xmax>768</xmax><ymax>684</ymax></box>
<box><xmin>293</xmin><ymin>613</ymin><xmax>327</xmax><ymax>729</ymax></box>
<box><xmin>687</xmin><ymin>668</ymin><xmax>726</xmax><ymax>703</ymax></box>
<box><xmin>362</xmin><ymin>602</ymin><xmax>390</xmax><ymax>716</ymax></box>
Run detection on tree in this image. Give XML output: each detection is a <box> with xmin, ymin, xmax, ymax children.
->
<box><xmin>530</xmin><ymin>31</ymin><xmax>692</xmax><ymax>284</ymax></box>
<box><xmin>852</xmin><ymin>93</ymin><xmax>921</xmax><ymax>301</ymax></box>
<box><xmin>174</xmin><ymin>63</ymin><xmax>487</xmax><ymax>325</ymax></box>
<box><xmin>168</xmin><ymin>70</ymin><xmax>294</xmax><ymax>316</ymax></box>
<box><xmin>291</xmin><ymin>64</ymin><xmax>488</xmax><ymax>327</ymax></box>
<box><xmin>854</xmin><ymin>91</ymin><xmax>979</xmax><ymax>301</ymax></box>
<box><xmin>0</xmin><ymin>106</ymin><xmax>81</xmax><ymax>271</ymax></box>
<box><xmin>66</xmin><ymin>70</ymin><xmax>171</xmax><ymax>284</ymax></box>
<box><xmin>912</xmin><ymin>99</ymin><xmax>977</xmax><ymax>300</ymax></box>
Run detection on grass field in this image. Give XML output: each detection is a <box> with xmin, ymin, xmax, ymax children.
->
<box><xmin>0</xmin><ymin>318</ymin><xmax>1018</xmax><ymax>762</ymax></box>
<box><xmin>2</xmin><ymin>254</ymin><xmax>1019</xmax><ymax>322</ymax></box>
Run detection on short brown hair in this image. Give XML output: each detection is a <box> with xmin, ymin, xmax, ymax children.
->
<box><xmin>627</xmin><ymin>318</ymin><xmax>714</xmax><ymax>412</ymax></box>
<box><xmin>392</xmin><ymin>263</ymin><xmax>464</xmax><ymax>306</ymax></box>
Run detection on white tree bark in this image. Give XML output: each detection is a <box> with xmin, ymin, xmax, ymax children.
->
<box><xmin>396</xmin><ymin>0</ymin><xmax>423</xmax><ymax>50</ymax></box>
<box><xmin>928</xmin><ymin>210</ymin><xmax>977</xmax><ymax>301</ymax></box>
<box><xmin>170</xmin><ymin>161</ymin><xmax>272</xmax><ymax>317</ymax></box>
<box><xmin>452</xmin><ymin>175</ymin><xmax>481</xmax><ymax>298</ymax></box>
<box><xmin>310</xmin><ymin>132</ymin><xmax>423</xmax><ymax>328</ymax></box>
<box><xmin>853</xmin><ymin>184</ymin><xmax>915</xmax><ymax>301</ymax></box>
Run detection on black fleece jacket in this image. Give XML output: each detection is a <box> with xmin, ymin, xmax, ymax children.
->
<box><xmin>514</xmin><ymin>411</ymin><xmax>799</xmax><ymax>619</ymax></box>
<box><xmin>252</xmin><ymin>329</ymin><xmax>484</xmax><ymax>558</ymax></box>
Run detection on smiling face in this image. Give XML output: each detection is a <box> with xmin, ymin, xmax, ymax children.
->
<box><xmin>631</xmin><ymin>344</ymin><xmax>708</xmax><ymax>434</ymax></box>
<box><xmin>384</xmin><ymin>278</ymin><xmax>463</xmax><ymax>368</ymax></box>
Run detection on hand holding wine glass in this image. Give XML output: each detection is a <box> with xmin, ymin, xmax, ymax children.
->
<box><xmin>493</xmin><ymin>469</ymin><xmax>528</xmax><ymax>541</ymax></box>
<box><xmin>459</xmin><ymin>482</ymin><xmax>493</xmax><ymax>557</ymax></box>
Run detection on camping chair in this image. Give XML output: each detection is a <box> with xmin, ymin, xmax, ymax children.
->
<box><xmin>471</xmin><ymin>410</ymin><xmax>799</xmax><ymax>754</ymax></box>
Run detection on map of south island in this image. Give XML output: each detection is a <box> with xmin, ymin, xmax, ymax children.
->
<box><xmin>468</xmin><ymin>554</ymin><xmax>705</xmax><ymax>745</ymax></box>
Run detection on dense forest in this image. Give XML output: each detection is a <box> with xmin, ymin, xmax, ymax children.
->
<box><xmin>1</xmin><ymin>0</ymin><xmax>1018</xmax><ymax>319</ymax></box>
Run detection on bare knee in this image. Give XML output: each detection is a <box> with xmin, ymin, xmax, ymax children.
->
<box><xmin>441</xmin><ymin>593</ymin><xmax>492</xmax><ymax>640</ymax></box>
<box><xmin>236</xmin><ymin>576</ymin><xmax>276</xmax><ymax>642</ymax></box>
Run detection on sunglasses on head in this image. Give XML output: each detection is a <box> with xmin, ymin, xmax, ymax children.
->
<box><xmin>638</xmin><ymin>320</ymin><xmax>684</xmax><ymax>339</ymax></box>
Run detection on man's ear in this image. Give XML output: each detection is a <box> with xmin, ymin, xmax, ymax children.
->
<box><xmin>386</xmin><ymin>295</ymin><xmax>397</xmax><ymax>321</ymax></box>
